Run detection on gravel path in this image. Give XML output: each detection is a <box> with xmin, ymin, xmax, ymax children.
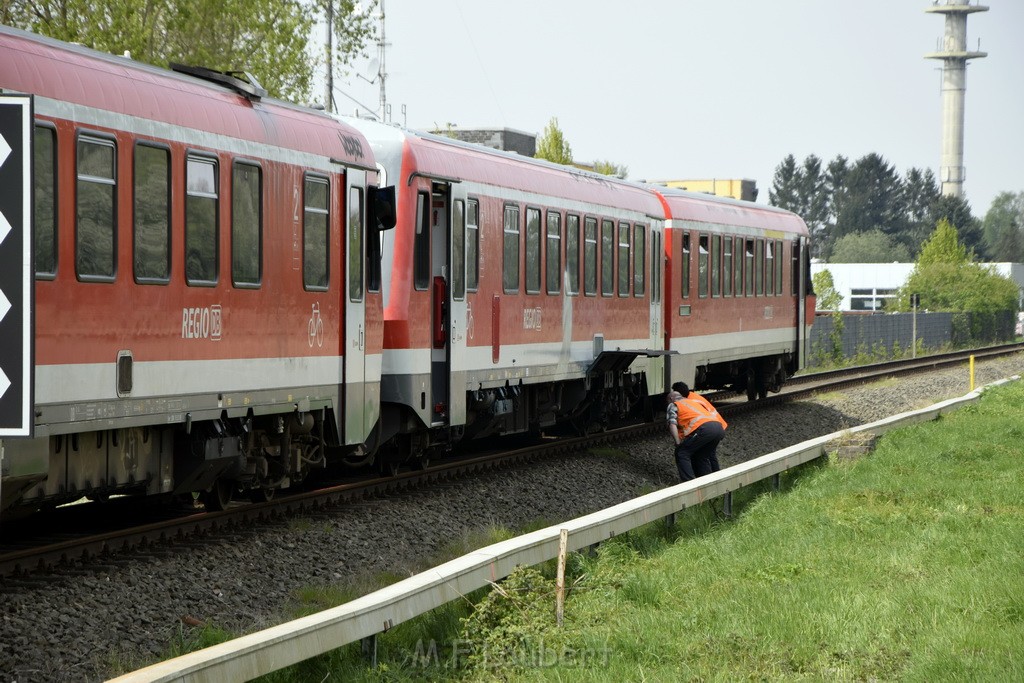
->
<box><xmin>2</xmin><ymin>355</ymin><xmax>1021</xmax><ymax>682</ymax></box>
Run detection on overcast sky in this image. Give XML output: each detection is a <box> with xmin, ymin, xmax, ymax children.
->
<box><xmin>328</xmin><ymin>0</ymin><xmax>1022</xmax><ymax>216</ymax></box>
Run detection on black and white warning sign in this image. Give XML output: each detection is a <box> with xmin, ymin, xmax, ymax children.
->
<box><xmin>0</xmin><ymin>95</ymin><xmax>33</xmax><ymax>438</ymax></box>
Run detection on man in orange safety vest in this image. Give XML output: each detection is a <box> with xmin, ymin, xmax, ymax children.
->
<box><xmin>665</xmin><ymin>381</ymin><xmax>727</xmax><ymax>482</ymax></box>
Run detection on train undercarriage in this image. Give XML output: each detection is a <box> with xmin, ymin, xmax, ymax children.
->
<box><xmin>0</xmin><ymin>408</ymin><xmax>340</xmax><ymax>518</ymax></box>
<box><xmin>696</xmin><ymin>352</ymin><xmax>797</xmax><ymax>401</ymax></box>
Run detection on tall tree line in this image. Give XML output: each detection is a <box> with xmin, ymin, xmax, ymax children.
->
<box><xmin>1</xmin><ymin>0</ymin><xmax>377</xmax><ymax>103</ymax></box>
<box><xmin>768</xmin><ymin>153</ymin><xmax>986</xmax><ymax>263</ymax></box>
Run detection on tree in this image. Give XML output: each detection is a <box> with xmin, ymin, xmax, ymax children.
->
<box><xmin>901</xmin><ymin>167</ymin><xmax>940</xmax><ymax>256</ymax></box>
<box><xmin>592</xmin><ymin>160</ymin><xmax>628</xmax><ymax>178</ymax></box>
<box><xmin>831</xmin><ymin>153</ymin><xmax>906</xmax><ymax>246</ymax></box>
<box><xmin>893</xmin><ymin>219</ymin><xmax>1017</xmax><ymax>315</ymax></box>
<box><xmin>534</xmin><ymin>117</ymin><xmax>573</xmax><ymax>165</ymax></box>
<box><xmin>812</xmin><ymin>269</ymin><xmax>841</xmax><ymax>311</ymax></box>
<box><xmin>829</xmin><ymin>229</ymin><xmax>911</xmax><ymax>264</ymax></box>
<box><xmin>769</xmin><ymin>154</ymin><xmax>828</xmax><ymax>257</ymax></box>
<box><xmin>928</xmin><ymin>194</ymin><xmax>982</xmax><ymax>257</ymax></box>
<box><xmin>796</xmin><ymin>155</ymin><xmax>829</xmax><ymax>252</ymax></box>
<box><xmin>811</xmin><ymin>268</ymin><xmax>844</xmax><ymax>363</ymax></box>
<box><xmin>3</xmin><ymin>0</ymin><xmax>377</xmax><ymax>102</ymax></box>
<box><xmin>819</xmin><ymin>155</ymin><xmax>850</xmax><ymax>259</ymax></box>
<box><xmin>769</xmin><ymin>154</ymin><xmax>799</xmax><ymax>210</ymax></box>
<box><xmin>981</xmin><ymin>191</ymin><xmax>1024</xmax><ymax>262</ymax></box>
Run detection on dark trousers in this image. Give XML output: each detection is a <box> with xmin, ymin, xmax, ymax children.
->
<box><xmin>674</xmin><ymin>421</ymin><xmax>724</xmax><ymax>482</ymax></box>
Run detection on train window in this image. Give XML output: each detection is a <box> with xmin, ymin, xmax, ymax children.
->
<box><xmin>745</xmin><ymin>239</ymin><xmax>755</xmax><ymax>296</ymax></box>
<box><xmin>76</xmin><ymin>135</ymin><xmax>117</xmax><ymax>280</ymax></box>
<box><xmin>349</xmin><ymin>187</ymin><xmax>364</xmax><ymax>301</ymax></box>
<box><xmin>566</xmin><ymin>214</ymin><xmax>580</xmax><ymax>296</ymax></box>
<box><xmin>546</xmin><ymin>211</ymin><xmax>561</xmax><ymax>295</ymax></box>
<box><xmin>618</xmin><ymin>222</ymin><xmax>630</xmax><ymax>297</ymax></box>
<box><xmin>467</xmin><ymin>199</ymin><xmax>479</xmax><ymax>291</ymax></box>
<box><xmin>765</xmin><ymin>239</ymin><xmax>774</xmax><ymax>296</ymax></box>
<box><xmin>697</xmin><ymin>234</ymin><xmax>709</xmax><ymax>299</ymax></box>
<box><xmin>601</xmin><ymin>219</ymin><xmax>614</xmax><ymax>297</ymax></box>
<box><xmin>681</xmin><ymin>232</ymin><xmax>690</xmax><ymax>299</ymax></box>
<box><xmin>775</xmin><ymin>239</ymin><xmax>784</xmax><ymax>295</ymax></box>
<box><xmin>366</xmin><ymin>187</ymin><xmax>382</xmax><ymax>294</ymax></box>
<box><xmin>711</xmin><ymin>234</ymin><xmax>721</xmax><ymax>297</ymax></box>
<box><xmin>583</xmin><ymin>217</ymin><xmax>597</xmax><ymax>296</ymax></box>
<box><xmin>453</xmin><ymin>199</ymin><xmax>465</xmax><ymax>299</ymax></box>
<box><xmin>733</xmin><ymin>236</ymin><xmax>743</xmax><ymax>297</ymax></box>
<box><xmin>231</xmin><ymin>161</ymin><xmax>262</xmax><ymax>287</ymax></box>
<box><xmin>303</xmin><ymin>175</ymin><xmax>329</xmax><ymax>290</ymax></box>
<box><xmin>651</xmin><ymin>230</ymin><xmax>660</xmax><ymax>304</ymax></box>
<box><xmin>34</xmin><ymin>125</ymin><xmax>57</xmax><ymax>279</ymax></box>
<box><xmin>723</xmin><ymin>236</ymin><xmax>733</xmax><ymax>296</ymax></box>
<box><xmin>525</xmin><ymin>208</ymin><xmax>541</xmax><ymax>294</ymax></box>
<box><xmin>185</xmin><ymin>155</ymin><xmax>218</xmax><ymax>285</ymax></box>
<box><xmin>755</xmin><ymin>238</ymin><xmax>765</xmax><ymax>296</ymax></box>
<box><xmin>134</xmin><ymin>144</ymin><xmax>170</xmax><ymax>283</ymax></box>
<box><xmin>503</xmin><ymin>204</ymin><xmax>520</xmax><ymax>293</ymax></box>
<box><xmin>414</xmin><ymin>192</ymin><xmax>430</xmax><ymax>290</ymax></box>
<box><xmin>633</xmin><ymin>224</ymin><xmax>646</xmax><ymax>297</ymax></box>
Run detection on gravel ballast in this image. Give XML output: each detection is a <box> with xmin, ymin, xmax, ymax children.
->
<box><xmin>2</xmin><ymin>356</ymin><xmax>1021</xmax><ymax>682</ymax></box>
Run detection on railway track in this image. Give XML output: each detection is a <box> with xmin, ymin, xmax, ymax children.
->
<box><xmin>1</xmin><ymin>342</ymin><xmax>1019</xmax><ymax>579</ymax></box>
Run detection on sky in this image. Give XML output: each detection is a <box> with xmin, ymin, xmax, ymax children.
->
<box><xmin>327</xmin><ymin>0</ymin><xmax>1023</xmax><ymax>216</ymax></box>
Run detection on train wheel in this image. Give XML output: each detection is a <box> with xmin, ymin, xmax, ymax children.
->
<box><xmin>379</xmin><ymin>459</ymin><xmax>400</xmax><ymax>477</ymax></box>
<box><xmin>201</xmin><ymin>480</ymin><xmax>233</xmax><ymax>511</ymax></box>
<box><xmin>249</xmin><ymin>488</ymin><xmax>276</xmax><ymax>503</ymax></box>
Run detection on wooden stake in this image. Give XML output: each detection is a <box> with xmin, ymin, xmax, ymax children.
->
<box><xmin>556</xmin><ymin>528</ymin><xmax>568</xmax><ymax>627</ymax></box>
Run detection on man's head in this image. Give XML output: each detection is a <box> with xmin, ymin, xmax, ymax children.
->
<box><xmin>672</xmin><ymin>381</ymin><xmax>690</xmax><ymax>397</ymax></box>
<box><xmin>666</xmin><ymin>391</ymin><xmax>683</xmax><ymax>403</ymax></box>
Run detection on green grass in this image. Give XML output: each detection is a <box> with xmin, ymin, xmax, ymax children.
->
<box><xmin>512</xmin><ymin>381</ymin><xmax>1024</xmax><ymax>682</ymax></box>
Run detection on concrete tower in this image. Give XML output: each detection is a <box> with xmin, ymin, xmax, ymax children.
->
<box><xmin>925</xmin><ymin>1</ymin><xmax>988</xmax><ymax>198</ymax></box>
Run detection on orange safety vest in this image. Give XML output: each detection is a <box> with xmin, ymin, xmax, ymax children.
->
<box><xmin>674</xmin><ymin>394</ymin><xmax>727</xmax><ymax>437</ymax></box>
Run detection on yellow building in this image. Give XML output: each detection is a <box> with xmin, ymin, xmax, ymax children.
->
<box><xmin>649</xmin><ymin>178</ymin><xmax>758</xmax><ymax>202</ymax></box>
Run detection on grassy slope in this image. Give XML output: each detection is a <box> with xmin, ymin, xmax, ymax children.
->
<box><xmin>530</xmin><ymin>381</ymin><xmax>1024</xmax><ymax>682</ymax></box>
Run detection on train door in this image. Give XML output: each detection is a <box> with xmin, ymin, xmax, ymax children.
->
<box><xmin>448</xmin><ymin>187</ymin><xmax>469</xmax><ymax>428</ymax></box>
<box><xmin>794</xmin><ymin>236</ymin><xmax>808</xmax><ymax>372</ymax></box>
<box><xmin>343</xmin><ymin>169</ymin><xmax>378</xmax><ymax>445</ymax></box>
<box><xmin>429</xmin><ymin>183</ymin><xmax>451</xmax><ymax>427</ymax></box>
<box><xmin>648</xmin><ymin>222</ymin><xmax>666</xmax><ymax>394</ymax></box>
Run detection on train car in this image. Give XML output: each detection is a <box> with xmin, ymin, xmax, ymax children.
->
<box><xmin>342</xmin><ymin>118</ymin><xmax>670</xmax><ymax>469</ymax></box>
<box><xmin>0</xmin><ymin>26</ymin><xmax>394</xmax><ymax>517</ymax></box>
<box><xmin>655</xmin><ymin>187</ymin><xmax>815</xmax><ymax>399</ymax></box>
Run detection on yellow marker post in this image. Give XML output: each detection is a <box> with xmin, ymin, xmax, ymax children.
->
<box><xmin>970</xmin><ymin>355</ymin><xmax>975</xmax><ymax>391</ymax></box>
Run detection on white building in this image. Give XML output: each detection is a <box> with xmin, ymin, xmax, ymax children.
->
<box><xmin>811</xmin><ymin>262</ymin><xmax>1024</xmax><ymax>312</ymax></box>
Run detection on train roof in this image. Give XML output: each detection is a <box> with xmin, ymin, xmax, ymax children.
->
<box><xmin>0</xmin><ymin>25</ymin><xmax>373</xmax><ymax>169</ymax></box>
<box><xmin>341</xmin><ymin>117</ymin><xmax>666</xmax><ymax>218</ymax></box>
<box><xmin>651</xmin><ymin>185</ymin><xmax>809</xmax><ymax>236</ymax></box>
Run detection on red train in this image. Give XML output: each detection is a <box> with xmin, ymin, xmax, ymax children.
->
<box><xmin>0</xmin><ymin>26</ymin><xmax>813</xmax><ymax>518</ymax></box>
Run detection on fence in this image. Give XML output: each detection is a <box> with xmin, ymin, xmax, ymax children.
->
<box><xmin>808</xmin><ymin>310</ymin><xmax>1015</xmax><ymax>366</ymax></box>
